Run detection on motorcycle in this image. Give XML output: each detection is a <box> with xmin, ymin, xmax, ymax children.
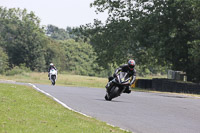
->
<box><xmin>105</xmin><ymin>72</ymin><xmax>131</xmax><ymax>101</ymax></box>
<box><xmin>49</xmin><ymin>68</ymin><xmax>57</xmax><ymax>85</ymax></box>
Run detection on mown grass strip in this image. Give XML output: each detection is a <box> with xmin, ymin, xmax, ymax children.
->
<box><xmin>1</xmin><ymin>72</ymin><xmax>199</xmax><ymax>98</ymax></box>
<box><xmin>0</xmin><ymin>83</ymin><xmax>130</xmax><ymax>133</ymax></box>
<box><xmin>0</xmin><ymin>72</ymin><xmax>167</xmax><ymax>88</ymax></box>
<box><xmin>0</xmin><ymin>72</ymin><xmax>108</xmax><ymax>88</ymax></box>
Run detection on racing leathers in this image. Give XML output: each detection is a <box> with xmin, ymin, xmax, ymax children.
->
<box><xmin>48</xmin><ymin>66</ymin><xmax>57</xmax><ymax>79</ymax></box>
<box><xmin>106</xmin><ymin>64</ymin><xmax>136</xmax><ymax>94</ymax></box>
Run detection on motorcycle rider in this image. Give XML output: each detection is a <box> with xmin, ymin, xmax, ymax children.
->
<box><xmin>48</xmin><ymin>63</ymin><xmax>57</xmax><ymax>80</ymax></box>
<box><xmin>106</xmin><ymin>59</ymin><xmax>136</xmax><ymax>94</ymax></box>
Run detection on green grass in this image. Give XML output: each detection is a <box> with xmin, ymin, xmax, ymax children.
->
<box><xmin>1</xmin><ymin>72</ymin><xmax>199</xmax><ymax>98</ymax></box>
<box><xmin>0</xmin><ymin>72</ymin><xmax>108</xmax><ymax>88</ymax></box>
<box><xmin>0</xmin><ymin>72</ymin><xmax>167</xmax><ymax>88</ymax></box>
<box><xmin>0</xmin><ymin>83</ymin><xmax>130</xmax><ymax>133</ymax></box>
<box><xmin>131</xmin><ymin>87</ymin><xmax>200</xmax><ymax>98</ymax></box>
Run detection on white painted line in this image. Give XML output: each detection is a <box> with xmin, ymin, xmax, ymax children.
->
<box><xmin>28</xmin><ymin>83</ymin><xmax>131</xmax><ymax>132</ymax></box>
<box><xmin>0</xmin><ymin>80</ymin><xmax>132</xmax><ymax>132</ymax></box>
<box><xmin>28</xmin><ymin>83</ymin><xmax>92</xmax><ymax>118</ymax></box>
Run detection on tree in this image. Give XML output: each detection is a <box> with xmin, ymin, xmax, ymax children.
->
<box><xmin>46</xmin><ymin>25</ymin><xmax>85</xmax><ymax>41</ymax></box>
<box><xmin>60</xmin><ymin>39</ymin><xmax>98</xmax><ymax>76</ymax></box>
<box><xmin>83</xmin><ymin>0</ymin><xmax>200</xmax><ymax>82</ymax></box>
<box><xmin>188</xmin><ymin>40</ymin><xmax>200</xmax><ymax>82</ymax></box>
<box><xmin>138</xmin><ymin>0</ymin><xmax>200</xmax><ymax>81</ymax></box>
<box><xmin>0</xmin><ymin>47</ymin><xmax>9</xmax><ymax>73</ymax></box>
<box><xmin>0</xmin><ymin>7</ymin><xmax>47</xmax><ymax>71</ymax></box>
<box><xmin>46</xmin><ymin>25</ymin><xmax>70</xmax><ymax>40</ymax></box>
<box><xmin>44</xmin><ymin>39</ymin><xmax>67</xmax><ymax>71</ymax></box>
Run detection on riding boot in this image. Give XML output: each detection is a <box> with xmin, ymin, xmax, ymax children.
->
<box><xmin>123</xmin><ymin>86</ymin><xmax>131</xmax><ymax>94</ymax></box>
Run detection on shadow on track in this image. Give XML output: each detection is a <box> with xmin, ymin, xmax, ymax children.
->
<box><xmin>94</xmin><ymin>98</ymin><xmax>132</xmax><ymax>103</ymax></box>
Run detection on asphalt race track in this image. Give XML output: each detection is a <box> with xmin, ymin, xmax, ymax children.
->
<box><xmin>32</xmin><ymin>84</ymin><xmax>200</xmax><ymax>133</ymax></box>
<box><xmin>1</xmin><ymin>81</ymin><xmax>200</xmax><ymax>133</ymax></box>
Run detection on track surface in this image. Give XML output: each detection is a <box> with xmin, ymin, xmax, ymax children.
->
<box><xmin>33</xmin><ymin>84</ymin><xmax>200</xmax><ymax>133</ymax></box>
<box><xmin>1</xmin><ymin>81</ymin><xmax>200</xmax><ymax>133</ymax></box>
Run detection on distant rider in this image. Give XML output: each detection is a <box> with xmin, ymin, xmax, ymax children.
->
<box><xmin>48</xmin><ymin>63</ymin><xmax>57</xmax><ymax>80</ymax></box>
<box><xmin>106</xmin><ymin>59</ymin><xmax>136</xmax><ymax>94</ymax></box>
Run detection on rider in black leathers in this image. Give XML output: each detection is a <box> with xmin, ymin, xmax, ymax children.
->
<box><xmin>106</xmin><ymin>59</ymin><xmax>136</xmax><ymax>94</ymax></box>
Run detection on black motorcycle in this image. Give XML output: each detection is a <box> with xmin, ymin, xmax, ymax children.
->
<box><xmin>105</xmin><ymin>72</ymin><xmax>131</xmax><ymax>101</ymax></box>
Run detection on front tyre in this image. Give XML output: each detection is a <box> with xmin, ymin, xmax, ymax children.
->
<box><xmin>105</xmin><ymin>86</ymin><xmax>120</xmax><ymax>101</ymax></box>
<box><xmin>109</xmin><ymin>86</ymin><xmax>120</xmax><ymax>99</ymax></box>
<box><xmin>52</xmin><ymin>80</ymin><xmax>55</xmax><ymax>85</ymax></box>
<box><xmin>51</xmin><ymin>75</ymin><xmax>56</xmax><ymax>85</ymax></box>
<box><xmin>105</xmin><ymin>93</ymin><xmax>111</xmax><ymax>101</ymax></box>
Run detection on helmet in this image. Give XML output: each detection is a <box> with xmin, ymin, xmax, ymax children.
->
<box><xmin>128</xmin><ymin>59</ymin><xmax>135</xmax><ymax>70</ymax></box>
<box><xmin>50</xmin><ymin>63</ymin><xmax>54</xmax><ymax>66</ymax></box>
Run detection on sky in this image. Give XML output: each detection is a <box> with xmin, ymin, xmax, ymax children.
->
<box><xmin>1</xmin><ymin>0</ymin><xmax>108</xmax><ymax>29</ymax></box>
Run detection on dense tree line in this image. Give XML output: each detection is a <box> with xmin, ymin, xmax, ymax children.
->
<box><xmin>78</xmin><ymin>0</ymin><xmax>200</xmax><ymax>82</ymax></box>
<box><xmin>0</xmin><ymin>47</ymin><xmax>8</xmax><ymax>73</ymax></box>
<box><xmin>0</xmin><ymin>7</ymin><xmax>105</xmax><ymax>76</ymax></box>
<box><xmin>0</xmin><ymin>8</ymin><xmax>47</xmax><ymax>71</ymax></box>
<box><xmin>1</xmin><ymin>0</ymin><xmax>200</xmax><ymax>82</ymax></box>
<box><xmin>46</xmin><ymin>25</ymin><xmax>83</xmax><ymax>41</ymax></box>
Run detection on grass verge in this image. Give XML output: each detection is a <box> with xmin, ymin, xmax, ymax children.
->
<box><xmin>0</xmin><ymin>83</ymin><xmax>130</xmax><ymax>133</ymax></box>
<box><xmin>0</xmin><ymin>72</ymin><xmax>167</xmax><ymax>88</ymax></box>
<box><xmin>0</xmin><ymin>72</ymin><xmax>108</xmax><ymax>88</ymax></box>
<box><xmin>132</xmin><ymin>87</ymin><xmax>200</xmax><ymax>98</ymax></box>
<box><xmin>1</xmin><ymin>72</ymin><xmax>198</xmax><ymax>98</ymax></box>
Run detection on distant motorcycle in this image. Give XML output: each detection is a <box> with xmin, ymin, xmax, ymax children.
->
<box><xmin>49</xmin><ymin>68</ymin><xmax>57</xmax><ymax>85</ymax></box>
<box><xmin>105</xmin><ymin>72</ymin><xmax>130</xmax><ymax>101</ymax></box>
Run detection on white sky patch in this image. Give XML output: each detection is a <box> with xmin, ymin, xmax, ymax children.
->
<box><xmin>1</xmin><ymin>0</ymin><xmax>108</xmax><ymax>28</ymax></box>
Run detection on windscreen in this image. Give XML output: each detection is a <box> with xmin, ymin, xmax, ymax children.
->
<box><xmin>119</xmin><ymin>72</ymin><xmax>130</xmax><ymax>82</ymax></box>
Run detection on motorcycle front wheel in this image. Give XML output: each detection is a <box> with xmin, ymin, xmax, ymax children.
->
<box><xmin>51</xmin><ymin>75</ymin><xmax>56</xmax><ymax>85</ymax></box>
<box><xmin>105</xmin><ymin>93</ymin><xmax>111</xmax><ymax>101</ymax></box>
<box><xmin>105</xmin><ymin>86</ymin><xmax>120</xmax><ymax>101</ymax></box>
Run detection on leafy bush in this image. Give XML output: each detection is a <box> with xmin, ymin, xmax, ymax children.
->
<box><xmin>61</xmin><ymin>39</ymin><xmax>98</xmax><ymax>76</ymax></box>
<box><xmin>0</xmin><ymin>47</ymin><xmax>9</xmax><ymax>74</ymax></box>
<box><xmin>5</xmin><ymin>64</ymin><xmax>31</xmax><ymax>76</ymax></box>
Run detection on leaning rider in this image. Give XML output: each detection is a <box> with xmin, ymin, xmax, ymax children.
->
<box><xmin>105</xmin><ymin>59</ymin><xmax>136</xmax><ymax>94</ymax></box>
<box><xmin>48</xmin><ymin>63</ymin><xmax>57</xmax><ymax>80</ymax></box>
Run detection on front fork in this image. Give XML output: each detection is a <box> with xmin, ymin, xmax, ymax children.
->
<box><xmin>106</xmin><ymin>79</ymin><xmax>115</xmax><ymax>93</ymax></box>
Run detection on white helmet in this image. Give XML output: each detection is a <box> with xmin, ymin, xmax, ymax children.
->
<box><xmin>50</xmin><ymin>63</ymin><xmax>54</xmax><ymax>66</ymax></box>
